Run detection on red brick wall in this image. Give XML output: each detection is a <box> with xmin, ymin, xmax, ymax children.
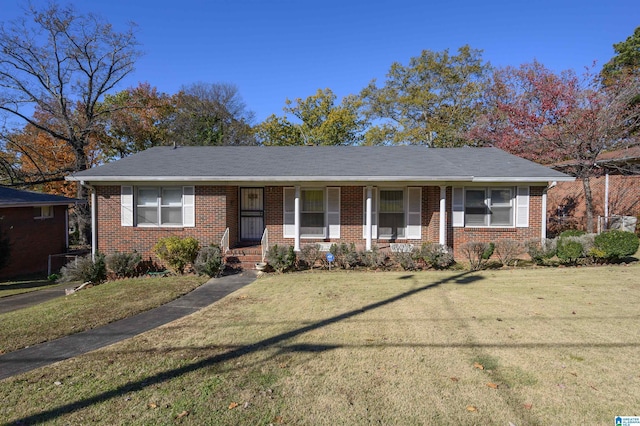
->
<box><xmin>0</xmin><ymin>205</ymin><xmax>68</xmax><ymax>279</ymax></box>
<box><xmin>95</xmin><ymin>185</ymin><xmax>237</xmax><ymax>263</ymax></box>
<box><xmin>451</xmin><ymin>186</ymin><xmax>544</xmax><ymax>259</ymax></box>
<box><xmin>94</xmin><ymin>184</ymin><xmax>545</xmax><ymax>264</ymax></box>
<box><xmin>548</xmin><ymin>176</ymin><xmax>640</xmax><ymax>231</ymax></box>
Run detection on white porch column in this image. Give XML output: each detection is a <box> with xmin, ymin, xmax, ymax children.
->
<box><xmin>366</xmin><ymin>186</ymin><xmax>373</xmax><ymax>251</ymax></box>
<box><xmin>91</xmin><ymin>189</ymin><xmax>97</xmax><ymax>261</ymax></box>
<box><xmin>294</xmin><ymin>185</ymin><xmax>301</xmax><ymax>251</ymax></box>
<box><xmin>439</xmin><ymin>185</ymin><xmax>447</xmax><ymax>246</ymax></box>
<box><xmin>541</xmin><ymin>187</ymin><xmax>548</xmax><ymax>241</ymax></box>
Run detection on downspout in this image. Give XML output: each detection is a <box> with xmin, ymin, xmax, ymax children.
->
<box><xmin>542</xmin><ymin>181</ymin><xmax>557</xmax><ymax>242</ymax></box>
<box><xmin>81</xmin><ymin>181</ymin><xmax>97</xmax><ymax>261</ymax></box>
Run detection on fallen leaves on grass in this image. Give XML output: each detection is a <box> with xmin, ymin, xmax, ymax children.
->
<box><xmin>175</xmin><ymin>410</ymin><xmax>189</xmax><ymax>419</ymax></box>
<box><xmin>228</xmin><ymin>402</ymin><xmax>239</xmax><ymax>409</ymax></box>
<box><xmin>450</xmin><ymin>377</ymin><xmax>459</xmax><ymax>382</ymax></box>
<box><xmin>466</xmin><ymin>405</ymin><xmax>477</xmax><ymax>412</ymax></box>
<box><xmin>524</xmin><ymin>403</ymin><xmax>533</xmax><ymax>410</ymax></box>
<box><xmin>486</xmin><ymin>382</ymin><xmax>499</xmax><ymax>389</ymax></box>
<box><xmin>473</xmin><ymin>362</ymin><xmax>484</xmax><ymax>370</ymax></box>
<box><xmin>148</xmin><ymin>402</ymin><xmax>157</xmax><ymax>409</ymax></box>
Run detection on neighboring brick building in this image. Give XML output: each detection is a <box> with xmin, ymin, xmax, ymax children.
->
<box><xmin>0</xmin><ymin>187</ymin><xmax>82</xmax><ymax>279</ymax></box>
<box><xmin>549</xmin><ymin>147</ymin><xmax>640</xmax><ymax>234</ymax></box>
<box><xmin>67</xmin><ymin>146</ymin><xmax>573</xmax><ymax>264</ymax></box>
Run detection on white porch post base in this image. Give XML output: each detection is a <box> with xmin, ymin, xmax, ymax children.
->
<box><xmin>294</xmin><ymin>186</ymin><xmax>301</xmax><ymax>251</ymax></box>
<box><xmin>439</xmin><ymin>185</ymin><xmax>446</xmax><ymax>246</ymax></box>
<box><xmin>366</xmin><ymin>186</ymin><xmax>372</xmax><ymax>251</ymax></box>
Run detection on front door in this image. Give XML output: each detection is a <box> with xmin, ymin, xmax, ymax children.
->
<box><xmin>240</xmin><ymin>188</ymin><xmax>264</xmax><ymax>241</ymax></box>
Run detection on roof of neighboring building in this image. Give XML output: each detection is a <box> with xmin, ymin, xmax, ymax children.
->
<box><xmin>0</xmin><ymin>186</ymin><xmax>83</xmax><ymax>208</ymax></box>
<box><xmin>67</xmin><ymin>146</ymin><xmax>574</xmax><ymax>184</ymax></box>
<box><xmin>553</xmin><ymin>146</ymin><xmax>640</xmax><ymax>174</ymax></box>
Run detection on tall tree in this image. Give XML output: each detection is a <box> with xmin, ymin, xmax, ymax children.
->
<box><xmin>168</xmin><ymin>82</ymin><xmax>256</xmax><ymax>146</ymax></box>
<box><xmin>602</xmin><ymin>26</ymin><xmax>640</xmax><ymax>81</ymax></box>
<box><xmin>470</xmin><ymin>61</ymin><xmax>640</xmax><ymax>232</ymax></box>
<box><xmin>359</xmin><ymin>45</ymin><xmax>491</xmax><ymax>146</ymax></box>
<box><xmin>256</xmin><ymin>88</ymin><xmax>366</xmax><ymax>146</ymax></box>
<box><xmin>99</xmin><ymin>82</ymin><xmax>174</xmax><ymax>160</ymax></box>
<box><xmin>0</xmin><ymin>2</ymin><xmax>141</xmax><ymax>243</ymax></box>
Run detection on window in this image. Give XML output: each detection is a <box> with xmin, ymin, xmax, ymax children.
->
<box><xmin>34</xmin><ymin>206</ymin><xmax>54</xmax><ymax>219</ymax></box>
<box><xmin>301</xmin><ymin>189</ymin><xmax>325</xmax><ymax>237</ymax></box>
<box><xmin>283</xmin><ymin>187</ymin><xmax>340</xmax><ymax>239</ymax></box>
<box><xmin>464</xmin><ymin>187</ymin><xmax>514</xmax><ymax>227</ymax></box>
<box><xmin>136</xmin><ymin>187</ymin><xmax>183</xmax><ymax>226</ymax></box>
<box><xmin>379</xmin><ymin>190</ymin><xmax>405</xmax><ymax>239</ymax></box>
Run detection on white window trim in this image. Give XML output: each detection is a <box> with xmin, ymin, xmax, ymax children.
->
<box><xmin>283</xmin><ymin>187</ymin><xmax>340</xmax><ymax>240</ymax></box>
<box><xmin>125</xmin><ymin>186</ymin><xmax>194</xmax><ymax>228</ymax></box>
<box><xmin>300</xmin><ymin>187</ymin><xmax>326</xmax><ymax>239</ymax></box>
<box><xmin>34</xmin><ymin>205</ymin><xmax>54</xmax><ymax>219</ymax></box>
<box><xmin>454</xmin><ymin>186</ymin><xmax>528</xmax><ymax>229</ymax></box>
<box><xmin>364</xmin><ymin>187</ymin><xmax>421</xmax><ymax>240</ymax></box>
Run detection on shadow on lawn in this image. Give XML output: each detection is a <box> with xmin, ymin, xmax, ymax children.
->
<box><xmin>0</xmin><ymin>278</ymin><xmax>52</xmax><ymax>294</ymax></box>
<box><xmin>14</xmin><ymin>271</ymin><xmax>479</xmax><ymax>424</ymax></box>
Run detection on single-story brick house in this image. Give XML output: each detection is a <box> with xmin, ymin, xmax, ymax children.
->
<box><xmin>0</xmin><ymin>186</ymin><xmax>82</xmax><ymax>279</ymax></box>
<box><xmin>66</xmin><ymin>146</ymin><xmax>573</xmax><ymax>264</ymax></box>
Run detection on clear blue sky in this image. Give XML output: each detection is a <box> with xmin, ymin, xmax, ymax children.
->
<box><xmin>4</xmin><ymin>0</ymin><xmax>639</xmax><ymax>122</ymax></box>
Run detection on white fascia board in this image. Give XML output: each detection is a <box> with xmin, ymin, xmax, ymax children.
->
<box><xmin>67</xmin><ymin>175</ymin><xmax>476</xmax><ymax>183</ymax></box>
<box><xmin>471</xmin><ymin>176</ymin><xmax>576</xmax><ymax>183</ymax></box>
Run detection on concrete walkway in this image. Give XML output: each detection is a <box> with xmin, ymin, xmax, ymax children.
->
<box><xmin>0</xmin><ymin>283</ymin><xmax>68</xmax><ymax>314</ymax></box>
<box><xmin>0</xmin><ymin>271</ymin><xmax>258</xmax><ymax>380</ymax></box>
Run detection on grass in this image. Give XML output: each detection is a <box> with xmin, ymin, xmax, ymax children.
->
<box><xmin>1</xmin><ymin>264</ymin><xmax>640</xmax><ymax>425</ymax></box>
<box><xmin>0</xmin><ymin>275</ymin><xmax>207</xmax><ymax>354</ymax></box>
<box><xmin>0</xmin><ymin>277</ymin><xmax>61</xmax><ymax>298</ymax></box>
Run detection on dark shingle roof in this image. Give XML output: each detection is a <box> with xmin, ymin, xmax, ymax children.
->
<box><xmin>68</xmin><ymin>146</ymin><xmax>573</xmax><ymax>183</ymax></box>
<box><xmin>0</xmin><ymin>187</ymin><xmax>82</xmax><ymax>208</ymax></box>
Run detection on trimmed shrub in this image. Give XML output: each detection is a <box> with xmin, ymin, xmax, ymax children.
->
<box><xmin>59</xmin><ymin>253</ymin><xmax>107</xmax><ymax>283</ymax></box>
<box><xmin>153</xmin><ymin>236</ymin><xmax>200</xmax><ymax>274</ymax></box>
<box><xmin>459</xmin><ymin>241</ymin><xmax>490</xmax><ymax>271</ymax></box>
<box><xmin>593</xmin><ymin>230</ymin><xmax>640</xmax><ymax>261</ymax></box>
<box><xmin>482</xmin><ymin>242</ymin><xmax>495</xmax><ymax>260</ymax></box>
<box><xmin>266</xmin><ymin>244</ymin><xmax>297</xmax><ymax>273</ymax></box>
<box><xmin>359</xmin><ymin>245</ymin><xmax>386</xmax><ymax>270</ymax></box>
<box><xmin>299</xmin><ymin>244</ymin><xmax>323</xmax><ymax>269</ymax></box>
<box><xmin>526</xmin><ymin>238</ymin><xmax>557</xmax><ymax>265</ymax></box>
<box><xmin>559</xmin><ymin>229</ymin><xmax>586</xmax><ymax>238</ymax></box>
<box><xmin>330</xmin><ymin>243</ymin><xmax>359</xmax><ymax>269</ymax></box>
<box><xmin>419</xmin><ymin>243</ymin><xmax>454</xmax><ymax>270</ymax></box>
<box><xmin>556</xmin><ymin>238</ymin><xmax>584</xmax><ymax>265</ymax></box>
<box><xmin>194</xmin><ymin>244</ymin><xmax>224</xmax><ymax>277</ymax></box>
<box><xmin>106</xmin><ymin>251</ymin><xmax>142</xmax><ymax>279</ymax></box>
<box><xmin>391</xmin><ymin>250</ymin><xmax>417</xmax><ymax>271</ymax></box>
<box><xmin>494</xmin><ymin>239</ymin><xmax>524</xmax><ymax>266</ymax></box>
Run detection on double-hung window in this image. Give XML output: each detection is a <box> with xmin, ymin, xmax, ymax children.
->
<box><xmin>121</xmin><ymin>186</ymin><xmax>194</xmax><ymax>227</ymax></box>
<box><xmin>300</xmin><ymin>189</ymin><xmax>325</xmax><ymax>237</ymax></box>
<box><xmin>463</xmin><ymin>187</ymin><xmax>514</xmax><ymax>227</ymax></box>
<box><xmin>379</xmin><ymin>189</ymin><xmax>405</xmax><ymax>239</ymax></box>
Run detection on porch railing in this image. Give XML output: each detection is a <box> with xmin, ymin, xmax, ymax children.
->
<box><xmin>221</xmin><ymin>227</ymin><xmax>230</xmax><ymax>254</ymax></box>
<box><xmin>260</xmin><ymin>228</ymin><xmax>268</xmax><ymax>262</ymax></box>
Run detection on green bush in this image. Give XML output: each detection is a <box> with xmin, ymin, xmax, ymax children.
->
<box><xmin>419</xmin><ymin>243</ymin><xmax>454</xmax><ymax>269</ymax></box>
<box><xmin>559</xmin><ymin>229</ymin><xmax>586</xmax><ymax>238</ymax></box>
<box><xmin>390</xmin><ymin>250</ymin><xmax>417</xmax><ymax>271</ymax></box>
<box><xmin>59</xmin><ymin>253</ymin><xmax>107</xmax><ymax>283</ymax></box>
<box><xmin>106</xmin><ymin>251</ymin><xmax>142</xmax><ymax>278</ymax></box>
<box><xmin>153</xmin><ymin>236</ymin><xmax>200</xmax><ymax>274</ymax></box>
<box><xmin>266</xmin><ymin>244</ymin><xmax>297</xmax><ymax>273</ymax></box>
<box><xmin>526</xmin><ymin>238</ymin><xmax>557</xmax><ymax>265</ymax></box>
<box><xmin>593</xmin><ymin>230</ymin><xmax>640</xmax><ymax>260</ymax></box>
<box><xmin>556</xmin><ymin>238</ymin><xmax>584</xmax><ymax>264</ymax></box>
<box><xmin>482</xmin><ymin>242</ymin><xmax>495</xmax><ymax>260</ymax></box>
<box><xmin>194</xmin><ymin>244</ymin><xmax>224</xmax><ymax>277</ymax></box>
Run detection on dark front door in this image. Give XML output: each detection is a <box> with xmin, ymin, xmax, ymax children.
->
<box><xmin>240</xmin><ymin>188</ymin><xmax>264</xmax><ymax>241</ymax></box>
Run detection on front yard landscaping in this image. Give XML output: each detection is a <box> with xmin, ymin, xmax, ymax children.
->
<box><xmin>1</xmin><ymin>262</ymin><xmax>639</xmax><ymax>425</ymax></box>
